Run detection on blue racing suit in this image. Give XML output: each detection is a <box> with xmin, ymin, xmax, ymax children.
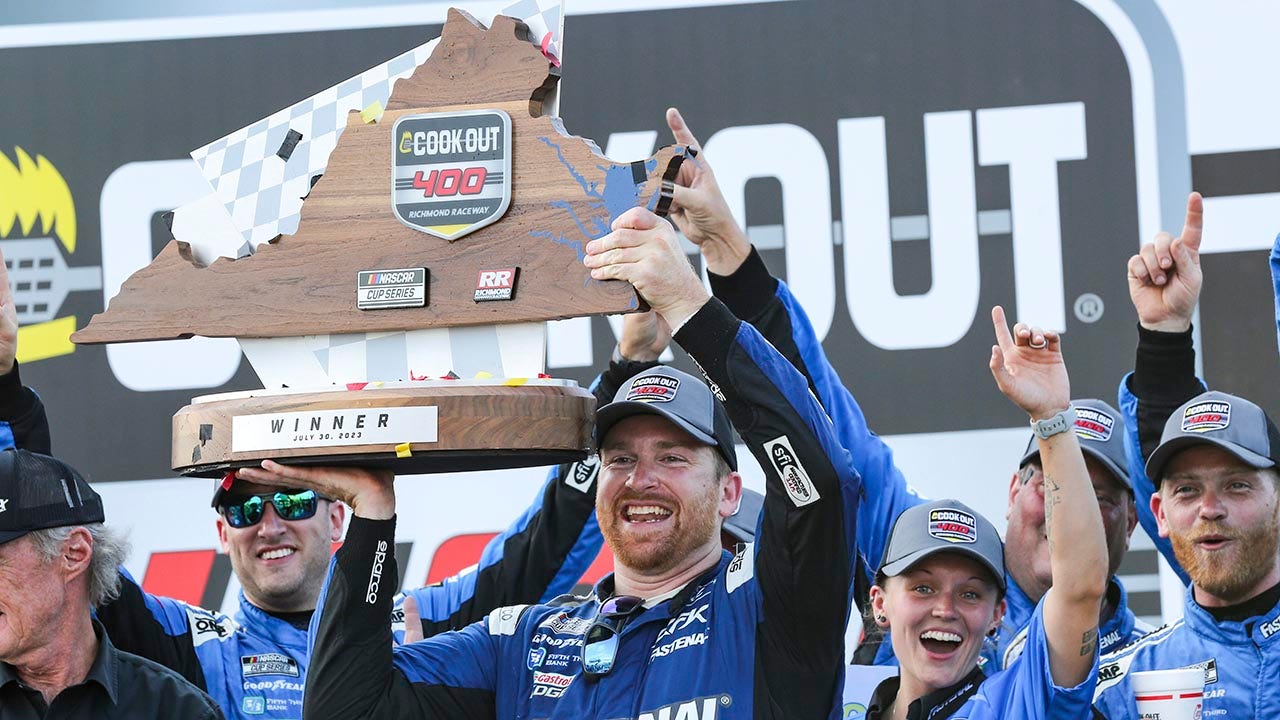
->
<box><xmin>302</xmin><ymin>298</ymin><xmax>861</xmax><ymax>720</ymax></box>
<box><xmin>0</xmin><ymin>359</ymin><xmax>650</xmax><ymax>720</ymax></box>
<box><xmin>1094</xmin><ymin>585</ymin><xmax>1280</xmax><ymax>719</ymax></box>
<box><xmin>709</xmin><ymin>249</ymin><xmax>1148</xmax><ymax>673</ymax></box>
<box><xmin>864</xmin><ymin>602</ymin><xmax>1099</xmax><ymax>720</ymax></box>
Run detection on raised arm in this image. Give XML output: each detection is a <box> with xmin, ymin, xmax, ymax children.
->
<box><xmin>989</xmin><ymin>306</ymin><xmax>1105</xmax><ymax>687</ymax></box>
<box><xmin>0</xmin><ymin>247</ymin><xmax>50</xmax><ymax>454</ymax></box>
<box><xmin>586</xmin><ymin>205</ymin><xmax>861</xmax><ymax>716</ymax></box>
<box><xmin>1121</xmin><ymin>192</ymin><xmax>1209</xmax><ymax>584</ymax></box>
<box><xmin>665</xmin><ymin>108</ymin><xmax>923</xmax><ymax>596</ymax></box>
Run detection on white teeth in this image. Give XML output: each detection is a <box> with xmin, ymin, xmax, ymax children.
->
<box><xmin>920</xmin><ymin>630</ymin><xmax>962</xmax><ymax>643</ymax></box>
<box><xmin>624</xmin><ymin>505</ymin><xmax>672</xmax><ymax>522</ymax></box>
<box><xmin>260</xmin><ymin>548</ymin><xmax>295</xmax><ymax>560</ymax></box>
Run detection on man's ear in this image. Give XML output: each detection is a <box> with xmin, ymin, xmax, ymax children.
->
<box><xmin>719</xmin><ymin>472</ymin><xmax>743</xmax><ymax>520</ymax></box>
<box><xmin>1151</xmin><ymin>490</ymin><xmax>1171</xmax><ymax>539</ymax></box>
<box><xmin>329</xmin><ymin>501</ymin><xmax>346</xmax><ymax>543</ymax></box>
<box><xmin>215</xmin><ymin>515</ymin><xmax>233</xmax><ymax>553</ymax></box>
<box><xmin>61</xmin><ymin>527</ymin><xmax>94</xmax><ymax>581</ymax></box>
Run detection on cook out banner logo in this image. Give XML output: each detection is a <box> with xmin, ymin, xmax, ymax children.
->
<box><xmin>392</xmin><ymin>109</ymin><xmax>512</xmax><ymax>241</ymax></box>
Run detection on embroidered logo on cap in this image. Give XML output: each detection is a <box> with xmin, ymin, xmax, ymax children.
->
<box><xmin>929</xmin><ymin>508</ymin><xmax>978</xmax><ymax>544</ymax></box>
<box><xmin>1073</xmin><ymin>407</ymin><xmax>1115</xmax><ymax>442</ymax></box>
<box><xmin>0</xmin><ymin>498</ymin><xmax>8</xmax><ymax>513</ymax></box>
<box><xmin>1182</xmin><ymin>401</ymin><xmax>1231</xmax><ymax>433</ymax></box>
<box><xmin>625</xmin><ymin>375</ymin><xmax>680</xmax><ymax>403</ymax></box>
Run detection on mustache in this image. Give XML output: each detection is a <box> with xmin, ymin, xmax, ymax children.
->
<box><xmin>607</xmin><ymin>490</ymin><xmax>678</xmax><ymax>509</ymax></box>
<box><xmin>1186</xmin><ymin>522</ymin><xmax>1236</xmax><ymax>543</ymax></box>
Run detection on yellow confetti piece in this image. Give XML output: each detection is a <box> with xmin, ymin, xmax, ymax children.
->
<box><xmin>503</xmin><ymin>377</ymin><xmax>528</xmax><ymax>386</ymax></box>
<box><xmin>369</xmin><ymin>381</ymin><xmax>384</xmax><ymax>388</ymax></box>
<box><xmin>474</xmin><ymin>371</ymin><xmax>494</xmax><ymax>379</ymax></box>
<box><xmin>361</xmin><ymin>101</ymin><xmax>384</xmax><ymax>124</ymax></box>
<box><xmin>395</xmin><ymin>442</ymin><xmax>412</xmax><ymax>458</ymax></box>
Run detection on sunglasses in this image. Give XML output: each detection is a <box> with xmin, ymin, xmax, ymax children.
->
<box><xmin>581</xmin><ymin>595</ymin><xmax>644</xmax><ymax>678</ymax></box>
<box><xmin>219</xmin><ymin>489</ymin><xmax>328</xmax><ymax>528</ymax></box>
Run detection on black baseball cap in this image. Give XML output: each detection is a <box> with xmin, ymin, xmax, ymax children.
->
<box><xmin>594</xmin><ymin>366</ymin><xmax>738</xmax><ymax>471</ymax></box>
<box><xmin>878</xmin><ymin>499</ymin><xmax>1006</xmax><ymax>593</ymax></box>
<box><xmin>1146</xmin><ymin>391</ymin><xmax>1280</xmax><ymax>483</ymax></box>
<box><xmin>1020</xmin><ymin>398</ymin><xmax>1131</xmax><ymax>492</ymax></box>
<box><xmin>0</xmin><ymin>448</ymin><xmax>105</xmax><ymax>545</ymax></box>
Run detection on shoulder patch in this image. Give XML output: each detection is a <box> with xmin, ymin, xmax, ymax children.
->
<box><xmin>487</xmin><ymin>604</ymin><xmax>529</xmax><ymax>636</ymax></box>
<box><xmin>725</xmin><ymin>542</ymin><xmax>755</xmax><ymax>594</ymax></box>
<box><xmin>1094</xmin><ymin>620</ymin><xmax>1184</xmax><ymax>698</ymax></box>
<box><xmin>565</xmin><ymin>456</ymin><xmax>599</xmax><ymax>494</ymax></box>
<box><xmin>187</xmin><ymin>605</ymin><xmax>237</xmax><ymax>647</ymax></box>
<box><xmin>1002</xmin><ymin>625</ymin><xmax>1029</xmax><ymax>668</ymax></box>
<box><xmin>764</xmin><ymin>435</ymin><xmax>821</xmax><ymax>507</ymax></box>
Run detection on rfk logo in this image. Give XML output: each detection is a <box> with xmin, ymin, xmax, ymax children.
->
<box><xmin>392</xmin><ymin>109</ymin><xmax>512</xmax><ymax>241</ymax></box>
<box><xmin>474</xmin><ymin>267</ymin><xmax>519</xmax><ymax>302</ymax></box>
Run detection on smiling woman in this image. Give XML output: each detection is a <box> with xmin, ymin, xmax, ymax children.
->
<box><xmin>860</xmin><ymin>308</ymin><xmax>1110</xmax><ymax>720</ymax></box>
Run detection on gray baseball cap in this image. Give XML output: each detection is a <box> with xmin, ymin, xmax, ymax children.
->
<box><xmin>1145</xmin><ymin>390</ymin><xmax>1280</xmax><ymax>483</ymax></box>
<box><xmin>0</xmin><ymin>449</ymin><xmax>105</xmax><ymax>545</ymax></box>
<box><xmin>1020</xmin><ymin>398</ymin><xmax>1131</xmax><ymax>492</ymax></box>
<box><xmin>878</xmin><ymin>499</ymin><xmax>1006</xmax><ymax>593</ymax></box>
<box><xmin>594</xmin><ymin>365</ymin><xmax>737</xmax><ymax>471</ymax></box>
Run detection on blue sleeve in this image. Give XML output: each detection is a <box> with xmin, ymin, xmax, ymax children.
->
<box><xmin>1272</xmin><ymin>233</ymin><xmax>1280</xmax><ymax>356</ymax></box>
<box><xmin>993</xmin><ymin>600</ymin><xmax>1100</xmax><ymax>719</ymax></box>
<box><xmin>772</xmin><ymin>281</ymin><xmax>927</xmax><ymax>582</ymax></box>
<box><xmin>1118</xmin><ymin>374</ymin><xmax>1191</xmax><ymax>586</ymax></box>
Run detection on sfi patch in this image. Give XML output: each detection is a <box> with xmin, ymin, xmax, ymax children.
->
<box><xmin>1182</xmin><ymin>401</ymin><xmax>1231</xmax><ymax>433</ymax></box>
<box><xmin>240</xmin><ymin>653</ymin><xmax>300</xmax><ymax>678</ymax></box>
<box><xmin>392</xmin><ymin>109</ymin><xmax>512</xmax><ymax>241</ymax></box>
<box><xmin>487</xmin><ymin>604</ymin><xmax>529</xmax><ymax>637</ymax></box>
<box><xmin>474</xmin><ymin>267</ymin><xmax>519</xmax><ymax>302</ymax></box>
<box><xmin>565</xmin><ymin>455</ymin><xmax>598</xmax><ymax>494</ymax></box>
<box><xmin>725</xmin><ymin>541</ymin><xmax>755</xmax><ymax>594</ymax></box>
<box><xmin>764</xmin><ymin>435</ymin><xmax>820</xmax><ymax>507</ymax></box>
<box><xmin>1073</xmin><ymin>407</ymin><xmax>1115</xmax><ymax>442</ymax></box>
<box><xmin>626</xmin><ymin>375</ymin><xmax>680</xmax><ymax>403</ymax></box>
<box><xmin>928</xmin><ymin>508</ymin><xmax>978</xmax><ymax>544</ymax></box>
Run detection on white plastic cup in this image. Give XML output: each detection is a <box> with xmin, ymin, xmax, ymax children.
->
<box><xmin>1131</xmin><ymin>668</ymin><xmax>1205</xmax><ymax>720</ymax></box>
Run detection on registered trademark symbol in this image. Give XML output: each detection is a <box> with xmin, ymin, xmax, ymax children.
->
<box><xmin>1074</xmin><ymin>293</ymin><xmax>1104</xmax><ymax>323</ymax></box>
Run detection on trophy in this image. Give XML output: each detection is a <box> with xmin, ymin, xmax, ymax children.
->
<box><xmin>71</xmin><ymin>7</ymin><xmax>688</xmax><ymax>477</ymax></box>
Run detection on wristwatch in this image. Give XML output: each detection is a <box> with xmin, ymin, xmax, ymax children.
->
<box><xmin>1030</xmin><ymin>406</ymin><xmax>1076</xmax><ymax>440</ymax></box>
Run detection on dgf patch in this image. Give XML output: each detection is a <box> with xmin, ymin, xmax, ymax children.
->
<box><xmin>1073</xmin><ymin>407</ymin><xmax>1115</xmax><ymax>442</ymax></box>
<box><xmin>1182</xmin><ymin>401</ymin><xmax>1231</xmax><ymax>433</ymax></box>
<box><xmin>392</xmin><ymin>109</ymin><xmax>512</xmax><ymax>241</ymax></box>
<box><xmin>626</xmin><ymin>375</ymin><xmax>679</xmax><ymax>403</ymax></box>
<box><xmin>241</xmin><ymin>653</ymin><xmax>300</xmax><ymax>678</ymax></box>
<box><xmin>929</xmin><ymin>508</ymin><xmax>977</xmax><ymax>544</ymax></box>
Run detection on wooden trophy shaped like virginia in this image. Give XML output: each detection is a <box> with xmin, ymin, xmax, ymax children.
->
<box><xmin>72</xmin><ymin>9</ymin><xmax>688</xmax><ymax>477</ymax></box>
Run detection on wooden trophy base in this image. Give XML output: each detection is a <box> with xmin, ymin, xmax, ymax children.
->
<box><xmin>173</xmin><ymin>379</ymin><xmax>594</xmax><ymax>477</ymax></box>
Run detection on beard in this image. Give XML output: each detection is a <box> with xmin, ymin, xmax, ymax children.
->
<box><xmin>1171</xmin><ymin>511</ymin><xmax>1280</xmax><ymax>603</ymax></box>
<box><xmin>599</xmin><ymin>485</ymin><xmax>721</xmax><ymax>575</ymax></box>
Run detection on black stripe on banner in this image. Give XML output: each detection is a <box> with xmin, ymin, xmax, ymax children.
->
<box><xmin>1191</xmin><ymin>149</ymin><xmax>1280</xmax><ymax>198</ymax></box>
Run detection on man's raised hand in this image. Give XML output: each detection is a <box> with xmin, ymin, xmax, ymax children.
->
<box><xmin>989</xmin><ymin>306</ymin><xmax>1071</xmax><ymax>420</ymax></box>
<box><xmin>1128</xmin><ymin>192</ymin><xmax>1203</xmax><ymax>333</ymax></box>
<box><xmin>237</xmin><ymin>460</ymin><xmax>396</xmax><ymax>520</ymax></box>
<box><xmin>664</xmin><ymin>108</ymin><xmax>750</xmax><ymax>277</ymax></box>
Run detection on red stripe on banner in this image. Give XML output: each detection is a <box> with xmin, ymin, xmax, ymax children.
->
<box><xmin>142</xmin><ymin>550</ymin><xmax>217</xmax><ymax>604</ymax></box>
<box><xmin>1180</xmin><ymin>693</ymin><xmax>1203</xmax><ymax>699</ymax></box>
<box><xmin>578</xmin><ymin>546</ymin><xmax>614</xmax><ymax>586</ymax></box>
<box><xmin>426</xmin><ymin>533</ymin><xmax>498</xmax><ymax>585</ymax></box>
<box><xmin>1135</xmin><ymin>694</ymin><xmax>1175</xmax><ymax>701</ymax></box>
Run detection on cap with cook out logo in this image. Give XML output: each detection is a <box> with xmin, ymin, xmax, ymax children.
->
<box><xmin>1020</xmin><ymin>398</ymin><xmax>1131</xmax><ymax>492</ymax></box>
<box><xmin>0</xmin><ymin>448</ymin><xmax>105</xmax><ymax>545</ymax></box>
<box><xmin>1145</xmin><ymin>390</ymin><xmax>1280</xmax><ymax>483</ymax></box>
<box><xmin>877</xmin><ymin>499</ymin><xmax>1005</xmax><ymax>593</ymax></box>
<box><xmin>594</xmin><ymin>366</ymin><xmax>737</xmax><ymax>471</ymax></box>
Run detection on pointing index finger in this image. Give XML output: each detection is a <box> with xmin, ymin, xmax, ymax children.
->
<box><xmin>1181</xmin><ymin>191</ymin><xmax>1203</xmax><ymax>252</ymax></box>
<box><xmin>666</xmin><ymin>108</ymin><xmax>701</xmax><ymax>151</ymax></box>
<box><xmin>991</xmin><ymin>305</ymin><xmax>1015</xmax><ymax>352</ymax></box>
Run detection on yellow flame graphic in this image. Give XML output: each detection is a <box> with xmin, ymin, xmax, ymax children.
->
<box><xmin>0</xmin><ymin>147</ymin><xmax>76</xmax><ymax>251</ymax></box>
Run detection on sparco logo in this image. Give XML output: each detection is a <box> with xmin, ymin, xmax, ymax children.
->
<box><xmin>626</xmin><ymin>694</ymin><xmax>732</xmax><ymax>720</ymax></box>
<box><xmin>391</xmin><ymin>109</ymin><xmax>512</xmax><ymax>241</ymax></box>
<box><xmin>764</xmin><ymin>435</ymin><xmax>820</xmax><ymax>507</ymax></box>
<box><xmin>367</xmin><ymin>540</ymin><xmax>388</xmax><ymax>604</ymax></box>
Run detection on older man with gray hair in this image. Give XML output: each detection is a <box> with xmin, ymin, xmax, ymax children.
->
<box><xmin>0</xmin><ymin>448</ymin><xmax>224</xmax><ymax>719</ymax></box>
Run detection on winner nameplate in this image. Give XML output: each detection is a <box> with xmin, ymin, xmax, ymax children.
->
<box><xmin>72</xmin><ymin>7</ymin><xmax>689</xmax><ymax>477</ymax></box>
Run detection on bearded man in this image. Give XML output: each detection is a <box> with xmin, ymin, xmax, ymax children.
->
<box><xmin>1093</xmin><ymin>193</ymin><xmax>1280</xmax><ymax>718</ymax></box>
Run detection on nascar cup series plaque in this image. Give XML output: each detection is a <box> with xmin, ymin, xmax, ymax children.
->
<box><xmin>71</xmin><ymin>9</ymin><xmax>688</xmax><ymax>477</ymax></box>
